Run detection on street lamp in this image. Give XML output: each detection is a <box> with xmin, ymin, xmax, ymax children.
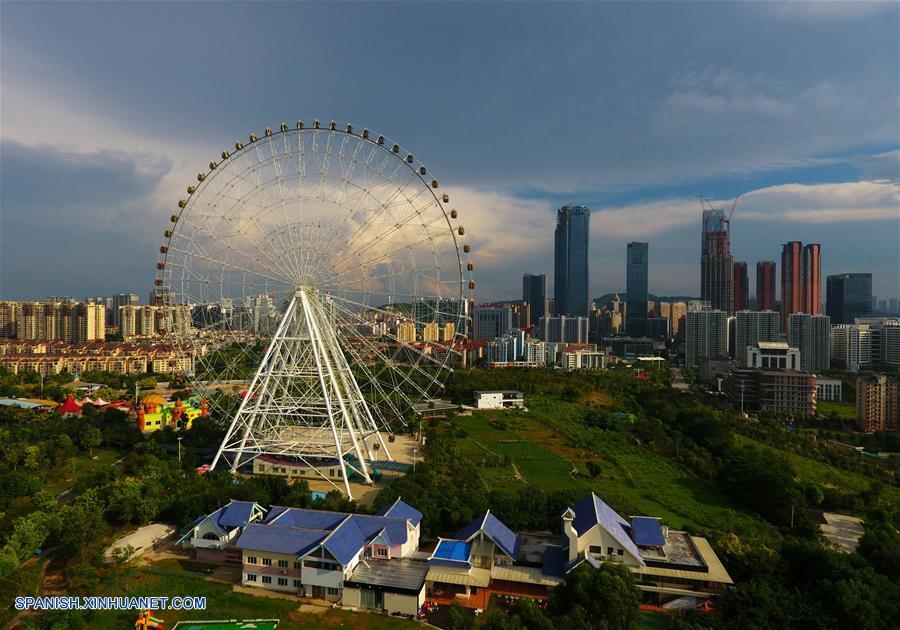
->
<box><xmin>177</xmin><ymin>436</ymin><xmax>183</xmax><ymax>462</ymax></box>
<box><xmin>739</xmin><ymin>383</ymin><xmax>745</xmax><ymax>417</ymax></box>
<box><xmin>412</xmin><ymin>447</ymin><xmax>418</xmax><ymax>474</ymax></box>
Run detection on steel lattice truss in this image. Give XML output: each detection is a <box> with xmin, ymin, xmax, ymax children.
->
<box><xmin>155</xmin><ymin>121</ymin><xmax>474</xmax><ymax>496</ymax></box>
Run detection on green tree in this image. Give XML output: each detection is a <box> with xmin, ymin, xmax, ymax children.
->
<box><xmin>548</xmin><ymin>563</ymin><xmax>640</xmax><ymax>630</ymax></box>
<box><xmin>445</xmin><ymin>601</ymin><xmax>474</xmax><ymax>630</ymax></box>
<box><xmin>79</xmin><ymin>426</ymin><xmax>102</xmax><ymax>457</ymax></box>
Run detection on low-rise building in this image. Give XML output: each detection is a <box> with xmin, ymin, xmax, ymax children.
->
<box><xmin>473</xmin><ymin>391</ymin><xmax>525</xmax><ymax>410</ymax></box>
<box><xmin>746</xmin><ymin>341</ymin><xmax>801</xmax><ymax>370</ymax></box>
<box><xmin>816</xmin><ymin>377</ymin><xmax>842</xmax><ymax>403</ymax></box>
<box><xmin>176</xmin><ymin>501</ymin><xmax>266</xmax><ymax>563</ymax></box>
<box><xmin>725</xmin><ymin>368</ymin><xmax>817</xmax><ymax>416</ymax></box>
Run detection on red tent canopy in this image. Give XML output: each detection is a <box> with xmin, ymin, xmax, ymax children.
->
<box><xmin>59</xmin><ymin>394</ymin><xmax>82</xmax><ymax>414</ymax></box>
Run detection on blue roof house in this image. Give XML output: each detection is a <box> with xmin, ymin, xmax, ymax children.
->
<box><xmin>561</xmin><ymin>493</ymin><xmax>645</xmax><ymax>569</ymax></box>
<box><xmin>177</xmin><ymin>500</ymin><xmax>266</xmax><ymax>563</ymax></box>
<box><xmin>453</xmin><ymin>510</ymin><xmax>520</xmax><ymax>568</ymax></box>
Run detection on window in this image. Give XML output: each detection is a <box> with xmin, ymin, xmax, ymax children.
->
<box><xmin>246</xmin><ymin>556</ymin><xmax>257</xmax><ymax>564</ymax></box>
<box><xmin>246</xmin><ymin>573</ymin><xmax>257</xmax><ymax>582</ymax></box>
<box><xmin>262</xmin><ymin>558</ymin><xmax>272</xmax><ymax>566</ymax></box>
<box><xmin>293</xmin><ymin>561</ymin><xmax>302</xmax><ymax>570</ymax></box>
<box><xmin>262</xmin><ymin>576</ymin><xmax>272</xmax><ymax>584</ymax></box>
<box><xmin>293</xmin><ymin>579</ymin><xmax>301</xmax><ymax>588</ymax></box>
<box><xmin>607</xmin><ymin>547</ymin><xmax>614</xmax><ymax>555</ymax></box>
<box><xmin>617</xmin><ymin>549</ymin><xmax>624</xmax><ymax>556</ymax></box>
<box><xmin>277</xmin><ymin>577</ymin><xmax>288</xmax><ymax>586</ymax></box>
<box><xmin>277</xmin><ymin>559</ymin><xmax>288</xmax><ymax>568</ymax></box>
<box><xmin>326</xmin><ymin>587</ymin><xmax>340</xmax><ymax>596</ymax></box>
<box><xmin>589</xmin><ymin>545</ymin><xmax>603</xmax><ymax>555</ymax></box>
<box><xmin>375</xmin><ymin>547</ymin><xmax>388</xmax><ymax>558</ymax></box>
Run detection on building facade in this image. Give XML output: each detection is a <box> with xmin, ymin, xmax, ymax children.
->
<box><xmin>474</xmin><ymin>306</ymin><xmax>514</xmax><ymax>341</ymax></box>
<box><xmin>788</xmin><ymin>313</ymin><xmax>831</xmax><ymax>373</ymax></box>
<box><xmin>733</xmin><ymin>262</ymin><xmax>749</xmax><ymax>313</ymax></box>
<box><xmin>538</xmin><ymin>316</ymin><xmax>589</xmax><ymax>344</ymax></box>
<box><xmin>700</xmin><ymin>207</ymin><xmax>734</xmax><ymax>314</ymax></box>
<box><xmin>856</xmin><ymin>375</ymin><xmax>900</xmax><ymax>433</ymax></box>
<box><xmin>734</xmin><ymin>310</ymin><xmax>781</xmax><ymax>366</ymax></box>
<box><xmin>685</xmin><ymin>302</ymin><xmax>728</xmax><ymax>369</ymax></box>
<box><xmin>522</xmin><ymin>274</ymin><xmax>547</xmax><ymax>329</ymax></box>
<box><xmin>830</xmin><ymin>324</ymin><xmax>871</xmax><ymax>372</ymax></box>
<box><xmin>756</xmin><ymin>261</ymin><xmax>776</xmax><ymax>311</ymax></box>
<box><xmin>726</xmin><ymin>368</ymin><xmax>817</xmax><ymax>416</ymax></box>
<box><xmin>826</xmin><ymin>273</ymin><xmax>872</xmax><ymax>325</ymax></box>
<box><xmin>626</xmin><ymin>242</ymin><xmax>649</xmax><ymax>337</ymax></box>
<box><xmin>554</xmin><ymin>205</ymin><xmax>590</xmax><ymax>317</ymax></box>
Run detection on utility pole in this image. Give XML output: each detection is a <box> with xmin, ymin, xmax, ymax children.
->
<box><xmin>177</xmin><ymin>436</ymin><xmax>183</xmax><ymax>462</ymax></box>
<box><xmin>739</xmin><ymin>383</ymin><xmax>745</xmax><ymax>417</ymax></box>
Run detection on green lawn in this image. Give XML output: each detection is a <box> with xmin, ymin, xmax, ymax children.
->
<box><xmin>44</xmin><ymin>447</ymin><xmax>121</xmax><ymax>497</ymax></box>
<box><xmin>448</xmin><ymin>397</ymin><xmax>773</xmax><ymax>540</ymax></box>
<box><xmin>88</xmin><ymin>561</ymin><xmax>417</xmax><ymax>629</ymax></box>
<box><xmin>817</xmin><ymin>401</ymin><xmax>856</xmax><ymax>420</ymax></box>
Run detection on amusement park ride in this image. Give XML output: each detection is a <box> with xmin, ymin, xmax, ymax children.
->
<box><xmin>155</xmin><ymin>120</ymin><xmax>474</xmax><ymax>498</ymax></box>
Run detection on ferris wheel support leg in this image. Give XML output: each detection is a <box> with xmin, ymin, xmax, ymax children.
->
<box><xmin>212</xmin><ymin>295</ymin><xmax>299</xmax><ymax>472</ymax></box>
<box><xmin>302</xmin><ymin>289</ymin><xmax>372</xmax><ymax>485</ymax></box>
<box><xmin>301</xmin><ymin>289</ymin><xmax>357</xmax><ymax>498</ymax></box>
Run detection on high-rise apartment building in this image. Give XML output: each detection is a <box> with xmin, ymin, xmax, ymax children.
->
<box><xmin>396</xmin><ymin>320</ymin><xmax>417</xmax><ymax>343</ymax></box>
<box><xmin>700</xmin><ymin>207</ymin><xmax>734</xmax><ymax>314</ymax></box>
<box><xmin>474</xmin><ymin>306</ymin><xmax>514</xmax><ymax>341</ymax></box>
<box><xmin>734</xmin><ymin>310</ymin><xmax>781</xmax><ymax>366</ymax></box>
<box><xmin>831</xmin><ymin>324</ymin><xmax>871</xmax><ymax>372</ymax></box>
<box><xmin>626</xmin><ymin>242</ymin><xmax>649</xmax><ymax>337</ymax></box>
<box><xmin>685</xmin><ymin>302</ymin><xmax>728</xmax><ymax>368</ymax></box>
<box><xmin>733</xmin><ymin>262</ymin><xmax>749</xmax><ymax>313</ymax></box>
<box><xmin>554</xmin><ymin>204</ymin><xmax>590</xmax><ymax>317</ymax></box>
<box><xmin>522</xmin><ymin>274</ymin><xmax>547</xmax><ymax>328</ymax></box>
<box><xmin>856</xmin><ymin>375</ymin><xmax>900</xmax><ymax>433</ymax></box>
<box><xmin>788</xmin><ymin>313</ymin><xmax>831</xmax><ymax>373</ymax></box>
<box><xmin>756</xmin><ymin>261</ymin><xmax>776</xmax><ymax>311</ymax></box>
<box><xmin>0</xmin><ymin>301</ymin><xmax>17</xmax><ymax>338</ymax></box>
<box><xmin>111</xmin><ymin>293</ymin><xmax>140</xmax><ymax>326</ymax></box>
<box><xmin>826</xmin><ymin>273</ymin><xmax>872</xmax><ymax>325</ymax></box>
<box><xmin>12</xmin><ymin>301</ymin><xmax>105</xmax><ymax>343</ymax></box>
<box><xmin>538</xmin><ymin>316</ymin><xmax>589</xmax><ymax>343</ymax></box>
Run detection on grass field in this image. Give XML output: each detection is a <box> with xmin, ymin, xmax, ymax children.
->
<box><xmin>88</xmin><ymin>561</ymin><xmax>417</xmax><ymax>629</ymax></box>
<box><xmin>817</xmin><ymin>401</ymin><xmax>856</xmax><ymax>420</ymax></box>
<box><xmin>445</xmin><ymin>396</ymin><xmax>774</xmax><ymax>540</ymax></box>
<box><xmin>734</xmin><ymin>434</ymin><xmax>900</xmax><ymax>513</ymax></box>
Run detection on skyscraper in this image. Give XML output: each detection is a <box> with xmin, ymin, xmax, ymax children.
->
<box><xmin>802</xmin><ymin>244</ymin><xmax>821</xmax><ymax>315</ymax></box>
<box><xmin>756</xmin><ymin>261</ymin><xmax>776</xmax><ymax>311</ymax></box>
<box><xmin>733</xmin><ymin>262</ymin><xmax>749</xmax><ymax>313</ymax></box>
<box><xmin>522</xmin><ymin>273</ymin><xmax>547</xmax><ymax>328</ymax></box>
<box><xmin>700</xmin><ymin>206</ymin><xmax>734</xmax><ymax>314</ymax></box>
<box><xmin>626</xmin><ymin>242</ymin><xmax>649</xmax><ymax>337</ymax></box>
<box><xmin>554</xmin><ymin>204</ymin><xmax>590</xmax><ymax>317</ymax></box>
<box><xmin>781</xmin><ymin>242</ymin><xmax>822</xmax><ymax>329</ymax></box>
<box><xmin>826</xmin><ymin>273</ymin><xmax>872</xmax><ymax>325</ymax></box>
<box><xmin>788</xmin><ymin>313</ymin><xmax>831</xmax><ymax>373</ymax></box>
<box><xmin>474</xmin><ymin>305</ymin><xmax>513</xmax><ymax>340</ymax></box>
<box><xmin>781</xmin><ymin>241</ymin><xmax>803</xmax><ymax>330</ymax></box>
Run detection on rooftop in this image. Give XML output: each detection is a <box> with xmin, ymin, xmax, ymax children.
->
<box><xmin>346</xmin><ymin>558</ymin><xmax>430</xmax><ymax>593</ymax></box>
<box><xmin>431</xmin><ymin>539</ymin><xmax>472</xmax><ymax>562</ymax></box>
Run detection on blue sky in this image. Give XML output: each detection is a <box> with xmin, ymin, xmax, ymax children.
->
<box><xmin>1</xmin><ymin>1</ymin><xmax>898</xmax><ymax>302</ymax></box>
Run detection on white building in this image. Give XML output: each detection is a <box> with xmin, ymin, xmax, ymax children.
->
<box><xmin>816</xmin><ymin>378</ymin><xmax>842</xmax><ymax>402</ymax></box>
<box><xmin>831</xmin><ymin>324</ymin><xmax>871</xmax><ymax>372</ymax></box>
<box><xmin>474</xmin><ymin>390</ymin><xmax>525</xmax><ymax>410</ymax></box>
<box><xmin>747</xmin><ymin>341</ymin><xmax>801</xmax><ymax>370</ymax></box>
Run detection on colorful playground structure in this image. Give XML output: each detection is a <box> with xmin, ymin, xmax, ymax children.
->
<box><xmin>136</xmin><ymin>393</ymin><xmax>208</xmax><ymax>432</ymax></box>
<box><xmin>135</xmin><ymin>610</ymin><xmax>164</xmax><ymax>629</ymax></box>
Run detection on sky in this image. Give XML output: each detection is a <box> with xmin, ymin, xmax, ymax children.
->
<box><xmin>1</xmin><ymin>1</ymin><xmax>898</xmax><ymax>303</ymax></box>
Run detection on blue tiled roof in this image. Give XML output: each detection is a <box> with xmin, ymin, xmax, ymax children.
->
<box><xmin>322</xmin><ymin>517</ymin><xmax>367</xmax><ymax>565</ymax></box>
<box><xmin>541</xmin><ymin>545</ymin><xmax>565</xmax><ymax>578</ymax></box>
<box><xmin>235</xmin><ymin>523</ymin><xmax>324</xmax><ymax>556</ymax></box>
<box><xmin>631</xmin><ymin>516</ymin><xmax>665</xmax><ymax>547</ymax></box>
<box><xmin>348</xmin><ymin>514</ymin><xmax>409</xmax><ymax>546</ymax></box>
<box><xmin>569</xmin><ymin>494</ymin><xmax>643</xmax><ymax>565</ymax></box>
<box><xmin>265</xmin><ymin>507</ymin><xmax>345</xmax><ymax>531</ymax></box>
<box><xmin>455</xmin><ymin>510</ymin><xmax>519</xmax><ymax>559</ymax></box>
<box><xmin>375</xmin><ymin>497</ymin><xmax>423</xmax><ymax>526</ymax></box>
<box><xmin>216</xmin><ymin>501</ymin><xmax>260</xmax><ymax>530</ymax></box>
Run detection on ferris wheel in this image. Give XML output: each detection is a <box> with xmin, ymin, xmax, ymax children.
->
<box><xmin>154</xmin><ymin>119</ymin><xmax>474</xmax><ymax>496</ymax></box>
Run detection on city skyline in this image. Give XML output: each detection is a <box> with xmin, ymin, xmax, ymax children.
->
<box><xmin>1</xmin><ymin>2</ymin><xmax>898</xmax><ymax>302</ymax></box>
